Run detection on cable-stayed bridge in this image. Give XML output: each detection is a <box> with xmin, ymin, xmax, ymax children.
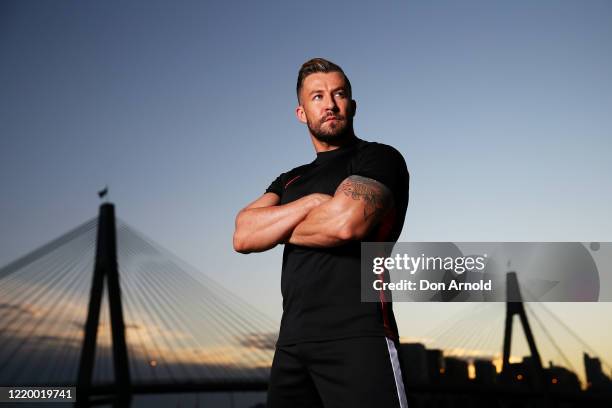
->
<box><xmin>1</xmin><ymin>204</ymin><xmax>274</xmax><ymax>405</ymax></box>
<box><xmin>1</xmin><ymin>203</ymin><xmax>612</xmax><ymax>407</ymax></box>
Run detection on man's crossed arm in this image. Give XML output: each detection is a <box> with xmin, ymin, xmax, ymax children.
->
<box><xmin>233</xmin><ymin>175</ymin><xmax>393</xmax><ymax>253</ymax></box>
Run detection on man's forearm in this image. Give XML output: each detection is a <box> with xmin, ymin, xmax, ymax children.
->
<box><xmin>288</xmin><ymin>176</ymin><xmax>393</xmax><ymax>248</ymax></box>
<box><xmin>233</xmin><ymin>194</ymin><xmax>330</xmax><ymax>253</ymax></box>
<box><xmin>288</xmin><ymin>200</ymin><xmax>356</xmax><ymax>248</ymax></box>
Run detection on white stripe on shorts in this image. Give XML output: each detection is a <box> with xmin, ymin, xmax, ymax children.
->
<box><xmin>385</xmin><ymin>337</ymin><xmax>408</xmax><ymax>408</ymax></box>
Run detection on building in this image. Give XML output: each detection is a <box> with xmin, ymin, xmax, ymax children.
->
<box><xmin>473</xmin><ymin>359</ymin><xmax>497</xmax><ymax>386</ymax></box>
<box><xmin>584</xmin><ymin>352</ymin><xmax>612</xmax><ymax>391</ymax></box>
<box><xmin>398</xmin><ymin>343</ymin><xmax>429</xmax><ymax>385</ymax></box>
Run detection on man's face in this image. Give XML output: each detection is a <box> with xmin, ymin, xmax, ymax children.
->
<box><xmin>296</xmin><ymin>72</ymin><xmax>356</xmax><ymax>143</ymax></box>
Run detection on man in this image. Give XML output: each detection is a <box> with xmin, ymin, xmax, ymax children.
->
<box><xmin>233</xmin><ymin>58</ymin><xmax>409</xmax><ymax>408</ymax></box>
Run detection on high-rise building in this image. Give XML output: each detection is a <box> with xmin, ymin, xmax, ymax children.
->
<box><xmin>444</xmin><ymin>357</ymin><xmax>469</xmax><ymax>385</ymax></box>
<box><xmin>427</xmin><ymin>349</ymin><xmax>444</xmax><ymax>385</ymax></box>
<box><xmin>584</xmin><ymin>352</ymin><xmax>612</xmax><ymax>391</ymax></box>
<box><xmin>398</xmin><ymin>343</ymin><xmax>429</xmax><ymax>385</ymax></box>
<box><xmin>474</xmin><ymin>359</ymin><xmax>496</xmax><ymax>386</ymax></box>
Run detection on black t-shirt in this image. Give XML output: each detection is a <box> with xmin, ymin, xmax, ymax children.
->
<box><xmin>266</xmin><ymin>138</ymin><xmax>409</xmax><ymax>345</ymax></box>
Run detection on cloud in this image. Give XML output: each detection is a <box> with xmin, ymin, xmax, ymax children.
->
<box><xmin>0</xmin><ymin>303</ymin><xmax>39</xmax><ymax>316</ymax></box>
<box><xmin>237</xmin><ymin>332</ymin><xmax>277</xmax><ymax>351</ymax></box>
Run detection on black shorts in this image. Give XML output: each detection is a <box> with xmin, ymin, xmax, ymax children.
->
<box><xmin>267</xmin><ymin>336</ymin><xmax>408</xmax><ymax>408</ymax></box>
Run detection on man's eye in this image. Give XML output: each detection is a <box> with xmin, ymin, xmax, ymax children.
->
<box><xmin>335</xmin><ymin>91</ymin><xmax>346</xmax><ymax>98</ymax></box>
<box><xmin>313</xmin><ymin>95</ymin><xmax>322</xmax><ymax>100</ymax></box>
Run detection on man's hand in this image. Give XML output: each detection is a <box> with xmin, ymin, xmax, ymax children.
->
<box><xmin>233</xmin><ymin>193</ymin><xmax>331</xmax><ymax>254</ymax></box>
<box><xmin>288</xmin><ymin>175</ymin><xmax>394</xmax><ymax>248</ymax></box>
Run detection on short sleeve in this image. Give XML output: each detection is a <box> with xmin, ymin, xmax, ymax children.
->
<box><xmin>265</xmin><ymin>174</ymin><xmax>284</xmax><ymax>197</ymax></box>
<box><xmin>352</xmin><ymin>143</ymin><xmax>409</xmax><ymax>201</ymax></box>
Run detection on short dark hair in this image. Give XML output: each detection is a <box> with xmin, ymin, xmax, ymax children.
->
<box><xmin>296</xmin><ymin>58</ymin><xmax>352</xmax><ymax>103</ymax></box>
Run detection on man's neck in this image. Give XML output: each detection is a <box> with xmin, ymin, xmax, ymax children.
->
<box><xmin>310</xmin><ymin>132</ymin><xmax>357</xmax><ymax>154</ymax></box>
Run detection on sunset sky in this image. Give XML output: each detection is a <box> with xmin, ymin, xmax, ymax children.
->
<box><xmin>1</xmin><ymin>0</ymin><xmax>611</xmax><ymax>385</ymax></box>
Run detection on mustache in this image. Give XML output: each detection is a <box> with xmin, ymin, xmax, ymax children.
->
<box><xmin>320</xmin><ymin>114</ymin><xmax>345</xmax><ymax>124</ymax></box>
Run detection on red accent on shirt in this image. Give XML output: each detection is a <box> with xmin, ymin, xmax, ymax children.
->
<box><xmin>284</xmin><ymin>175</ymin><xmax>301</xmax><ymax>189</ymax></box>
<box><xmin>378</xmin><ymin>269</ymin><xmax>396</xmax><ymax>339</ymax></box>
<box><xmin>374</xmin><ymin>208</ymin><xmax>397</xmax><ymax>242</ymax></box>
<box><xmin>375</xmin><ymin>208</ymin><xmax>398</xmax><ymax>339</ymax></box>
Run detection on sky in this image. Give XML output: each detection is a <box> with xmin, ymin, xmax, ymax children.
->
<box><xmin>1</xmin><ymin>0</ymin><xmax>612</xmax><ymax>382</ymax></box>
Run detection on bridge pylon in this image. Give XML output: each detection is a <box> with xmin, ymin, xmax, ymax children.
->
<box><xmin>501</xmin><ymin>271</ymin><xmax>546</xmax><ymax>391</ymax></box>
<box><xmin>77</xmin><ymin>203</ymin><xmax>131</xmax><ymax>406</ymax></box>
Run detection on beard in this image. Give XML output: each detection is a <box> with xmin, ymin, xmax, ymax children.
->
<box><xmin>307</xmin><ymin>113</ymin><xmax>353</xmax><ymax>144</ymax></box>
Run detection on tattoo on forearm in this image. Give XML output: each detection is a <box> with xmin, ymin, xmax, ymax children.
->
<box><xmin>337</xmin><ymin>175</ymin><xmax>392</xmax><ymax>221</ymax></box>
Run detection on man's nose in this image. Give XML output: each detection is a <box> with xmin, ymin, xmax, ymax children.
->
<box><xmin>324</xmin><ymin>95</ymin><xmax>339</xmax><ymax>111</ymax></box>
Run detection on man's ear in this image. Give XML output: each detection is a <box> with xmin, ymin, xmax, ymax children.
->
<box><xmin>351</xmin><ymin>99</ymin><xmax>357</xmax><ymax>118</ymax></box>
<box><xmin>295</xmin><ymin>105</ymin><xmax>307</xmax><ymax>124</ymax></box>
